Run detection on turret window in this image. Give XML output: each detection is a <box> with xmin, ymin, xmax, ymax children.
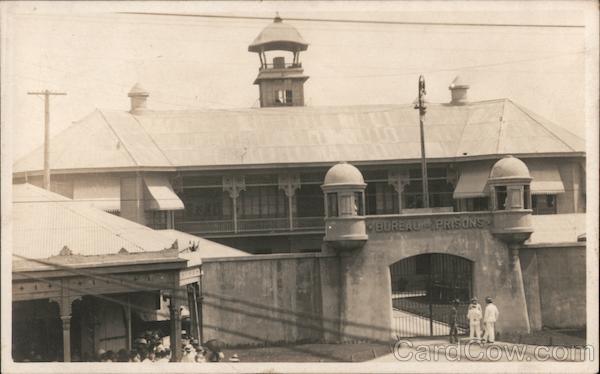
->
<box><xmin>275</xmin><ymin>90</ymin><xmax>293</xmax><ymax>106</ymax></box>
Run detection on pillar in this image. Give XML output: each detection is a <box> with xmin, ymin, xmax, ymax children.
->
<box><xmin>388</xmin><ymin>170</ymin><xmax>409</xmax><ymax>213</ymax></box>
<box><xmin>51</xmin><ymin>294</ymin><xmax>81</xmax><ymax>363</ymax></box>
<box><xmin>223</xmin><ymin>175</ymin><xmax>245</xmax><ymax>233</ymax></box>
<box><xmin>278</xmin><ymin>173</ymin><xmax>300</xmax><ymax>230</ymax></box>
<box><xmin>60</xmin><ymin>316</ymin><xmax>72</xmax><ymax>362</ymax></box>
<box><xmin>169</xmin><ymin>289</ymin><xmax>184</xmax><ymax>362</ymax></box>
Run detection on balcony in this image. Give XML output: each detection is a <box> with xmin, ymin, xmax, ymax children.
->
<box><xmin>175</xmin><ymin>216</ymin><xmax>324</xmax><ymax>237</ymax></box>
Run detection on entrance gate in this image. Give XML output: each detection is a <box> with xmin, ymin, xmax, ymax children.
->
<box><xmin>390</xmin><ymin>253</ymin><xmax>473</xmax><ymax>338</ymax></box>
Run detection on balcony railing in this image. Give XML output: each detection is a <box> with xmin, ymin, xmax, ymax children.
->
<box><xmin>175</xmin><ymin>216</ymin><xmax>325</xmax><ymax>236</ymax></box>
<box><xmin>260</xmin><ymin>62</ymin><xmax>302</xmax><ymax>70</ymax></box>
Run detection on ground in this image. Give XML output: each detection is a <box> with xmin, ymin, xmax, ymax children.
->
<box><xmin>221</xmin><ymin>329</ymin><xmax>587</xmax><ymax>363</ymax></box>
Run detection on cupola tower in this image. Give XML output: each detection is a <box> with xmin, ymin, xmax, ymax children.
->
<box><xmin>249</xmin><ymin>14</ymin><xmax>309</xmax><ymax>107</ymax></box>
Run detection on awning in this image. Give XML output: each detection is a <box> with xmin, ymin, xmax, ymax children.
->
<box><xmin>530</xmin><ymin>164</ymin><xmax>565</xmax><ymax>195</ymax></box>
<box><xmin>144</xmin><ymin>175</ymin><xmax>185</xmax><ymax>211</ymax></box>
<box><xmin>453</xmin><ymin>164</ymin><xmax>491</xmax><ymax>199</ymax></box>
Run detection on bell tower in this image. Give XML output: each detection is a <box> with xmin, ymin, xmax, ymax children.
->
<box><xmin>249</xmin><ymin>14</ymin><xmax>309</xmax><ymax>107</ymax></box>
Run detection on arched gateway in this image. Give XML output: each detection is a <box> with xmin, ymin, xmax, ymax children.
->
<box><xmin>390</xmin><ymin>253</ymin><xmax>473</xmax><ymax>337</ymax></box>
<box><xmin>321</xmin><ymin>158</ymin><xmax>535</xmax><ymax>342</ymax></box>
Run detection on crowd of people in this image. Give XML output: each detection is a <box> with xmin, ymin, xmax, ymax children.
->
<box><xmin>94</xmin><ymin>330</ymin><xmax>239</xmax><ymax>363</ymax></box>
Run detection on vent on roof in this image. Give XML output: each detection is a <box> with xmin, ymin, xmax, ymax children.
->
<box><xmin>449</xmin><ymin>76</ymin><xmax>469</xmax><ymax>105</ymax></box>
<box><xmin>128</xmin><ymin>83</ymin><xmax>149</xmax><ymax>114</ymax></box>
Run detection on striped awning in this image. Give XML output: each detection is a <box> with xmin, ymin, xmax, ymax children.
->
<box><xmin>453</xmin><ymin>164</ymin><xmax>491</xmax><ymax>199</ymax></box>
<box><xmin>144</xmin><ymin>175</ymin><xmax>185</xmax><ymax>211</ymax></box>
<box><xmin>530</xmin><ymin>164</ymin><xmax>565</xmax><ymax>194</ymax></box>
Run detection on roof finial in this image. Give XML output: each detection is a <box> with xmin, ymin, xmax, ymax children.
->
<box><xmin>274</xmin><ymin>12</ymin><xmax>282</xmax><ymax>23</ymax></box>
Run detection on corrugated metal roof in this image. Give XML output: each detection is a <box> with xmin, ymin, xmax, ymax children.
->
<box><xmin>12</xmin><ymin>184</ymin><xmax>246</xmax><ymax>266</ymax></box>
<box><xmin>14</xmin><ymin>99</ymin><xmax>584</xmax><ymax>173</ymax></box>
<box><xmin>159</xmin><ymin>229</ymin><xmax>249</xmax><ymax>264</ymax></box>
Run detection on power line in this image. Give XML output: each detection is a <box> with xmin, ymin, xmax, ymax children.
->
<box><xmin>117</xmin><ymin>12</ymin><xmax>584</xmax><ymax>29</ymax></box>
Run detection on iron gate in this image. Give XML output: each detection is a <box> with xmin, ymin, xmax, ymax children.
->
<box><xmin>390</xmin><ymin>253</ymin><xmax>473</xmax><ymax>338</ymax></box>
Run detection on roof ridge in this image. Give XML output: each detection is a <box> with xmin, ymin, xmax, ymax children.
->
<box><xmin>129</xmin><ymin>113</ymin><xmax>174</xmax><ymax>167</ymax></box>
<box><xmin>98</xmin><ymin>109</ymin><xmax>139</xmax><ymax>167</ymax></box>
<box><xmin>496</xmin><ymin>98</ymin><xmax>508</xmax><ymax>154</ymax></box>
<box><xmin>507</xmin><ymin>99</ymin><xmax>578</xmax><ymax>152</ymax></box>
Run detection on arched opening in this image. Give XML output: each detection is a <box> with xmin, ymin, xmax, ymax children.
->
<box><xmin>390</xmin><ymin>253</ymin><xmax>473</xmax><ymax>338</ymax></box>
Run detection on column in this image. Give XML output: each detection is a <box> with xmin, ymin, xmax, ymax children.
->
<box><xmin>51</xmin><ymin>293</ymin><xmax>81</xmax><ymax>363</ymax></box>
<box><xmin>169</xmin><ymin>289</ymin><xmax>184</xmax><ymax>362</ymax></box>
<box><xmin>388</xmin><ymin>170</ymin><xmax>409</xmax><ymax>213</ymax></box>
<box><xmin>278</xmin><ymin>173</ymin><xmax>300</xmax><ymax>230</ymax></box>
<box><xmin>223</xmin><ymin>175</ymin><xmax>246</xmax><ymax>233</ymax></box>
<box><xmin>60</xmin><ymin>316</ymin><xmax>72</xmax><ymax>362</ymax></box>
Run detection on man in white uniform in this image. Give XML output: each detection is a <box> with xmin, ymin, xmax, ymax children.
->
<box><xmin>482</xmin><ymin>296</ymin><xmax>499</xmax><ymax>343</ymax></box>
<box><xmin>467</xmin><ymin>297</ymin><xmax>482</xmax><ymax>342</ymax></box>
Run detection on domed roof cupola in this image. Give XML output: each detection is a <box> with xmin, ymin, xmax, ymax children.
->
<box><xmin>489</xmin><ymin>155</ymin><xmax>531</xmax><ymax>181</ymax></box>
<box><xmin>488</xmin><ymin>156</ymin><xmax>533</xmax><ymax>245</ymax></box>
<box><xmin>321</xmin><ymin>162</ymin><xmax>368</xmax><ymax>250</ymax></box>
<box><xmin>323</xmin><ymin>162</ymin><xmax>366</xmax><ymax>186</ymax></box>
<box><xmin>249</xmin><ymin>14</ymin><xmax>309</xmax><ymax>108</ymax></box>
<box><xmin>248</xmin><ymin>14</ymin><xmax>308</xmax><ymax>53</ymax></box>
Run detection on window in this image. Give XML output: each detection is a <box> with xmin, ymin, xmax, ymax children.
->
<box><xmin>523</xmin><ymin>185</ymin><xmax>531</xmax><ymax>209</ymax></box>
<box><xmin>463</xmin><ymin>197</ymin><xmax>489</xmax><ymax>212</ymax></box>
<box><xmin>149</xmin><ymin>211</ymin><xmax>167</xmax><ymax>230</ymax></box>
<box><xmin>275</xmin><ymin>90</ymin><xmax>293</xmax><ymax>106</ymax></box>
<box><xmin>297</xmin><ymin>184</ymin><xmax>325</xmax><ymax>217</ymax></box>
<box><xmin>532</xmin><ymin>194</ymin><xmax>557</xmax><ymax>215</ymax></box>
<box><xmin>495</xmin><ymin>186</ymin><xmax>507</xmax><ymax>210</ymax></box>
<box><xmin>365</xmin><ymin>182</ymin><xmax>398</xmax><ymax>214</ymax></box>
<box><xmin>327</xmin><ymin>193</ymin><xmax>338</xmax><ymax>217</ymax></box>
<box><xmin>354</xmin><ymin>192</ymin><xmax>364</xmax><ymax>216</ymax></box>
<box><xmin>238</xmin><ymin>186</ymin><xmax>287</xmax><ymax>219</ymax></box>
<box><xmin>402</xmin><ymin>167</ymin><xmax>454</xmax><ymax>209</ymax></box>
<box><xmin>181</xmin><ymin>187</ymin><xmax>232</xmax><ymax>220</ymax></box>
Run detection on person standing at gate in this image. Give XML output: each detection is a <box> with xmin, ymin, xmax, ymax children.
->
<box><xmin>482</xmin><ymin>296</ymin><xmax>499</xmax><ymax>344</ymax></box>
<box><xmin>448</xmin><ymin>299</ymin><xmax>459</xmax><ymax>344</ymax></box>
<box><xmin>467</xmin><ymin>297</ymin><xmax>482</xmax><ymax>342</ymax></box>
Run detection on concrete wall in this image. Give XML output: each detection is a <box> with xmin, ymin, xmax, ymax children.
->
<box><xmin>520</xmin><ymin>243</ymin><xmax>586</xmax><ymax>329</ymax></box>
<box><xmin>336</xmin><ymin>214</ymin><xmax>530</xmax><ymax>341</ymax></box>
<box><xmin>201</xmin><ymin>213</ymin><xmax>586</xmax><ymax>346</ymax></box>
<box><xmin>201</xmin><ymin>253</ymin><xmax>339</xmax><ymax>346</ymax></box>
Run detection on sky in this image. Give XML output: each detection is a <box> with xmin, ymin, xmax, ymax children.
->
<box><xmin>1</xmin><ymin>1</ymin><xmax>594</xmax><ymax>160</ymax></box>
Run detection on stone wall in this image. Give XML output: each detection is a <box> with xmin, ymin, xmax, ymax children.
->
<box><xmin>520</xmin><ymin>243</ymin><xmax>586</xmax><ymax>329</ymax></box>
<box><xmin>201</xmin><ymin>253</ymin><xmax>339</xmax><ymax>346</ymax></box>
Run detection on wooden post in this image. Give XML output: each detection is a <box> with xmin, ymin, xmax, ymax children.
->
<box><xmin>60</xmin><ymin>316</ymin><xmax>72</xmax><ymax>362</ymax></box>
<box><xmin>125</xmin><ymin>296</ymin><xmax>132</xmax><ymax>350</ymax></box>
<box><xmin>27</xmin><ymin>90</ymin><xmax>67</xmax><ymax>190</ymax></box>
<box><xmin>169</xmin><ymin>289</ymin><xmax>183</xmax><ymax>362</ymax></box>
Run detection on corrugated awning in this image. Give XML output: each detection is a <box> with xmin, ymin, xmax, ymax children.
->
<box><xmin>144</xmin><ymin>175</ymin><xmax>185</xmax><ymax>211</ymax></box>
<box><xmin>530</xmin><ymin>164</ymin><xmax>565</xmax><ymax>194</ymax></box>
<box><xmin>453</xmin><ymin>164</ymin><xmax>491</xmax><ymax>199</ymax></box>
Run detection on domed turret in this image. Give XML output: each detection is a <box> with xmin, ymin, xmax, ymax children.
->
<box><xmin>249</xmin><ymin>14</ymin><xmax>309</xmax><ymax>107</ymax></box>
<box><xmin>321</xmin><ymin>162</ymin><xmax>368</xmax><ymax>250</ymax></box>
<box><xmin>248</xmin><ymin>14</ymin><xmax>308</xmax><ymax>53</ymax></box>
<box><xmin>488</xmin><ymin>156</ymin><xmax>533</xmax><ymax>244</ymax></box>
<box><xmin>489</xmin><ymin>155</ymin><xmax>531</xmax><ymax>180</ymax></box>
<box><xmin>324</xmin><ymin>162</ymin><xmax>365</xmax><ymax>186</ymax></box>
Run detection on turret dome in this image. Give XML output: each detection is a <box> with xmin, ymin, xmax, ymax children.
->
<box><xmin>489</xmin><ymin>155</ymin><xmax>531</xmax><ymax>180</ymax></box>
<box><xmin>323</xmin><ymin>162</ymin><xmax>365</xmax><ymax>186</ymax></box>
<box><xmin>248</xmin><ymin>15</ymin><xmax>308</xmax><ymax>53</ymax></box>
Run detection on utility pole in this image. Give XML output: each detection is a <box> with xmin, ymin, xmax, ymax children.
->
<box><xmin>27</xmin><ymin>90</ymin><xmax>67</xmax><ymax>190</ymax></box>
<box><xmin>414</xmin><ymin>76</ymin><xmax>429</xmax><ymax>208</ymax></box>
